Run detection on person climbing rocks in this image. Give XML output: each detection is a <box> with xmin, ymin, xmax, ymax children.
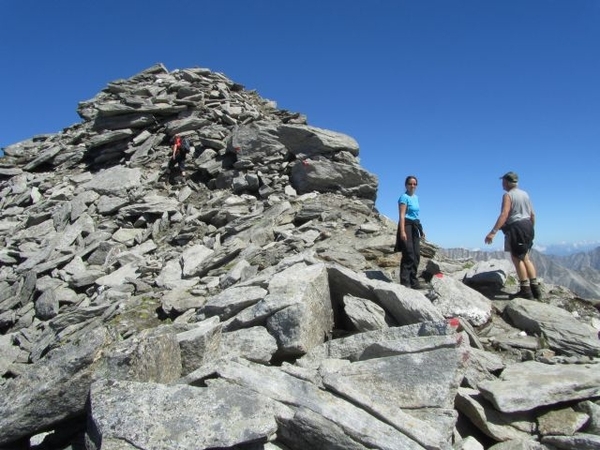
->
<box><xmin>168</xmin><ymin>134</ymin><xmax>191</xmax><ymax>177</ymax></box>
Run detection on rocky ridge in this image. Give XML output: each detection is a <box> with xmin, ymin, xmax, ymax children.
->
<box><xmin>1</xmin><ymin>64</ymin><xmax>600</xmax><ymax>450</ymax></box>
<box><xmin>441</xmin><ymin>248</ymin><xmax>600</xmax><ymax>301</ymax></box>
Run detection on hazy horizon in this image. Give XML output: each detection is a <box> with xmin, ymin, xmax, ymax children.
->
<box><xmin>441</xmin><ymin>241</ymin><xmax>600</xmax><ymax>256</ymax></box>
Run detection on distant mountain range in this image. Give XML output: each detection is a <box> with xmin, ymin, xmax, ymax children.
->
<box><xmin>536</xmin><ymin>242</ymin><xmax>600</xmax><ymax>256</ymax></box>
<box><xmin>440</xmin><ymin>246</ymin><xmax>600</xmax><ymax>301</ymax></box>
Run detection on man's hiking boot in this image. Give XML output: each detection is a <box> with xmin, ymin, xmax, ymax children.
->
<box><xmin>530</xmin><ymin>283</ymin><xmax>543</xmax><ymax>300</ymax></box>
<box><xmin>510</xmin><ymin>285</ymin><xmax>534</xmax><ymax>300</ymax></box>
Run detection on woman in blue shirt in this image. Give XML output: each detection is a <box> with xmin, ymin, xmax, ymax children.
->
<box><xmin>397</xmin><ymin>175</ymin><xmax>425</xmax><ymax>288</ymax></box>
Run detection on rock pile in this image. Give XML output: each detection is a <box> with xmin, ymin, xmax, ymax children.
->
<box><xmin>1</xmin><ymin>64</ymin><xmax>599</xmax><ymax>450</ymax></box>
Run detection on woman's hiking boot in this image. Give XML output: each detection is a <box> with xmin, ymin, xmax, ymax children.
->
<box><xmin>530</xmin><ymin>283</ymin><xmax>543</xmax><ymax>300</ymax></box>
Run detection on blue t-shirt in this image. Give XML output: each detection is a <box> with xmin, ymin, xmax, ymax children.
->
<box><xmin>398</xmin><ymin>193</ymin><xmax>419</xmax><ymax>220</ymax></box>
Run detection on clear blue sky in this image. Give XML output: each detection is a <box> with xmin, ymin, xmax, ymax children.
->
<box><xmin>2</xmin><ymin>0</ymin><xmax>599</xmax><ymax>252</ymax></box>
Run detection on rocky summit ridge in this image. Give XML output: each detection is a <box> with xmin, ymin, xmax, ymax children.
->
<box><xmin>1</xmin><ymin>63</ymin><xmax>600</xmax><ymax>450</ymax></box>
<box><xmin>441</xmin><ymin>248</ymin><xmax>600</xmax><ymax>301</ymax></box>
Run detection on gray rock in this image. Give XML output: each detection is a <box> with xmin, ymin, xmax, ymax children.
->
<box><xmin>453</xmin><ymin>436</ymin><xmax>484</xmax><ymax>450</ymax></box>
<box><xmin>199</xmin><ymin>285</ymin><xmax>267</xmax><ymax>321</ymax></box>
<box><xmin>86</xmin><ymin>378</ymin><xmax>286</xmax><ymax>450</ymax></box>
<box><xmin>0</xmin><ymin>327</ymin><xmax>112</xmax><ymax>446</ymax></box>
<box><xmin>98</xmin><ymin>327</ymin><xmax>182</xmax><ymax>383</ymax></box>
<box><xmin>160</xmin><ymin>287</ymin><xmax>206</xmax><ymax>316</ymax></box>
<box><xmin>277</xmin><ymin>406</ymin><xmax>370</xmax><ymax>450</ymax></box>
<box><xmin>181</xmin><ymin>243</ymin><xmax>215</xmax><ymax>278</ymax></box>
<box><xmin>266</xmin><ymin>263</ymin><xmax>333</xmax><ymax>357</ymax></box>
<box><xmin>487</xmin><ymin>440</ymin><xmax>548</xmax><ymax>450</ymax></box>
<box><xmin>343</xmin><ymin>294</ymin><xmax>388</xmax><ymax>331</ymax></box>
<box><xmin>537</xmin><ymin>407</ymin><xmax>589</xmax><ymax>436</ymax></box>
<box><xmin>82</xmin><ymin>166</ymin><xmax>142</xmax><ymax>195</ymax></box>
<box><xmin>430</xmin><ymin>273</ymin><xmax>493</xmax><ymax>326</ymax></box>
<box><xmin>297</xmin><ymin>321</ymin><xmax>456</xmax><ymax>368</ymax></box>
<box><xmin>155</xmin><ymin>258</ymin><xmax>197</xmax><ymax>290</ymax></box>
<box><xmin>463</xmin><ymin>259</ymin><xmax>514</xmax><ymax>288</ymax></box>
<box><xmin>220</xmin><ymin>325</ymin><xmax>278</xmax><ymax>363</ymax></box>
<box><xmin>118</xmin><ymin>194</ymin><xmax>180</xmax><ymax>216</ymax></box>
<box><xmin>96</xmin><ymin>195</ymin><xmax>129</xmax><ymax>214</ymax></box>
<box><xmin>478</xmin><ymin>361</ymin><xmax>600</xmax><ymax>413</ymax></box>
<box><xmin>456</xmin><ymin>388</ymin><xmax>535</xmax><ymax>441</ymax></box>
<box><xmin>321</xmin><ymin>336</ymin><xmax>467</xmax><ymax>449</ymax></box>
<box><xmin>217</xmin><ymin>358</ymin><xmax>425</xmax><ymax>450</ymax></box>
<box><xmin>541</xmin><ymin>432</ymin><xmax>600</xmax><ymax>449</ymax></box>
<box><xmin>0</xmin><ymin>333</ymin><xmax>21</xmax><ymax>377</ymax></box>
<box><xmin>111</xmin><ymin>227</ymin><xmax>145</xmax><ymax>246</ymax></box>
<box><xmin>575</xmin><ymin>400</ymin><xmax>600</xmax><ymax>435</ymax></box>
<box><xmin>177</xmin><ymin>317</ymin><xmax>222</xmax><ymax>375</ymax></box>
<box><xmin>34</xmin><ymin>289</ymin><xmax>59</xmax><ymax>320</ymax></box>
<box><xmin>327</xmin><ymin>264</ymin><xmax>443</xmax><ymax>326</ymax></box>
<box><xmin>290</xmin><ymin>157</ymin><xmax>377</xmax><ymax>201</ymax></box>
<box><xmin>505</xmin><ymin>298</ymin><xmax>600</xmax><ymax>357</ymax></box>
<box><xmin>277</xmin><ymin>124</ymin><xmax>360</xmax><ymax>158</ymax></box>
<box><xmin>94</xmin><ymin>263</ymin><xmax>139</xmax><ymax>288</ymax></box>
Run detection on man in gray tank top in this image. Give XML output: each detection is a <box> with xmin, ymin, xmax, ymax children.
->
<box><xmin>484</xmin><ymin>171</ymin><xmax>542</xmax><ymax>300</ymax></box>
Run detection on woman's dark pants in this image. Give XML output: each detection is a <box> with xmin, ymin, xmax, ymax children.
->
<box><xmin>399</xmin><ymin>223</ymin><xmax>420</xmax><ymax>288</ymax></box>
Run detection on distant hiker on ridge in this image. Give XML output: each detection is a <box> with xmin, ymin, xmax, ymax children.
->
<box><xmin>484</xmin><ymin>171</ymin><xmax>542</xmax><ymax>300</ymax></box>
<box><xmin>168</xmin><ymin>134</ymin><xmax>192</xmax><ymax>177</ymax></box>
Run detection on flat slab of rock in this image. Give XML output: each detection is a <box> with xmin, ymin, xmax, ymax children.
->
<box><xmin>216</xmin><ymin>358</ymin><xmax>426</xmax><ymax>450</ymax></box>
<box><xmin>505</xmin><ymin>298</ymin><xmax>600</xmax><ymax>357</ymax></box>
<box><xmin>478</xmin><ymin>360</ymin><xmax>600</xmax><ymax>413</ymax></box>
<box><xmin>87</xmin><ymin>378</ymin><xmax>286</xmax><ymax>449</ymax></box>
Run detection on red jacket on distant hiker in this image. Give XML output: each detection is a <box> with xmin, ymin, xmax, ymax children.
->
<box><xmin>169</xmin><ymin>135</ymin><xmax>188</xmax><ymax>176</ymax></box>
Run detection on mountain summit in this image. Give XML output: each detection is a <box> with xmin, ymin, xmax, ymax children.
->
<box><xmin>1</xmin><ymin>64</ymin><xmax>599</xmax><ymax>450</ymax></box>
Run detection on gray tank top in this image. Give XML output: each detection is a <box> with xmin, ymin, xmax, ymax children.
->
<box><xmin>506</xmin><ymin>188</ymin><xmax>533</xmax><ymax>224</ymax></box>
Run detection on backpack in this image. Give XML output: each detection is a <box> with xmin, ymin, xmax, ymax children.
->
<box><xmin>172</xmin><ymin>135</ymin><xmax>191</xmax><ymax>153</ymax></box>
<box><xmin>180</xmin><ymin>136</ymin><xmax>191</xmax><ymax>152</ymax></box>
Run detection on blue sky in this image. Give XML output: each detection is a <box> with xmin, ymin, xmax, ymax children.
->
<box><xmin>1</xmin><ymin>0</ymin><xmax>599</xmax><ymax>252</ymax></box>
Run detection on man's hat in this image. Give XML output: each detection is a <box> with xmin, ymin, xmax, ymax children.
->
<box><xmin>500</xmin><ymin>171</ymin><xmax>518</xmax><ymax>183</ymax></box>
